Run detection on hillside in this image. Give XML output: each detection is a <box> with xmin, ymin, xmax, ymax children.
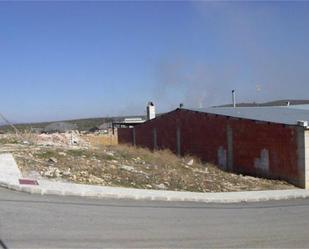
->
<box><xmin>3</xmin><ymin>98</ymin><xmax>309</xmax><ymax>132</ymax></box>
<box><xmin>0</xmin><ymin>115</ymin><xmax>146</xmax><ymax>133</ymax></box>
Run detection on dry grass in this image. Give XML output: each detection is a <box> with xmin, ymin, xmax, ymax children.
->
<box><xmin>0</xmin><ymin>136</ymin><xmax>295</xmax><ymax>192</ymax></box>
<box><xmin>85</xmin><ymin>134</ymin><xmax>118</xmax><ymax>146</ymax></box>
<box><xmin>0</xmin><ymin>130</ymin><xmax>37</xmax><ymax>144</ymax></box>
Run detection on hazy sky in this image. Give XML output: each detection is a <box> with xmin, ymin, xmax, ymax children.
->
<box><xmin>1</xmin><ymin>1</ymin><xmax>309</xmax><ymax>122</ymax></box>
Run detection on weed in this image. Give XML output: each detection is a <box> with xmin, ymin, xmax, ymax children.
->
<box><xmin>35</xmin><ymin>150</ymin><xmax>58</xmax><ymax>159</ymax></box>
<box><xmin>0</xmin><ymin>138</ymin><xmax>19</xmax><ymax>144</ymax></box>
<box><xmin>67</xmin><ymin>149</ymin><xmax>87</xmax><ymax>157</ymax></box>
<box><xmin>103</xmin><ymin>154</ymin><xmax>115</xmax><ymax>161</ymax></box>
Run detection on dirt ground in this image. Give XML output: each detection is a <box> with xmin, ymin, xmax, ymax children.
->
<box><xmin>0</xmin><ymin>133</ymin><xmax>295</xmax><ymax>192</ymax></box>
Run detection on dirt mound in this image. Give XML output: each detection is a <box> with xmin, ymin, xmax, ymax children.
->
<box><xmin>36</xmin><ymin>131</ymin><xmax>88</xmax><ymax>147</ymax></box>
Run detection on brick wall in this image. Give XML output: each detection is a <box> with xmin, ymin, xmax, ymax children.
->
<box><xmin>118</xmin><ymin>128</ymin><xmax>133</xmax><ymax>145</ymax></box>
<box><xmin>118</xmin><ymin>109</ymin><xmax>300</xmax><ymax>186</ymax></box>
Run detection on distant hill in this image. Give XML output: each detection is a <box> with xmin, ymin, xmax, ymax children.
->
<box><xmin>2</xmin><ymin>99</ymin><xmax>309</xmax><ymax>133</ymax></box>
<box><xmin>0</xmin><ymin>114</ymin><xmax>146</xmax><ymax>133</ymax></box>
<box><xmin>215</xmin><ymin>99</ymin><xmax>309</xmax><ymax>108</ymax></box>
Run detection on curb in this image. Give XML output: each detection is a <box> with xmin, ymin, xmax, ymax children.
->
<box><xmin>1</xmin><ymin>179</ymin><xmax>309</xmax><ymax>203</ymax></box>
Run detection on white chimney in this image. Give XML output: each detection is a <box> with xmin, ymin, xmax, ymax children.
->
<box><xmin>147</xmin><ymin>102</ymin><xmax>155</xmax><ymax>120</ymax></box>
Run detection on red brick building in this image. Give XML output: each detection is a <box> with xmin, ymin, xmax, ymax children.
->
<box><xmin>118</xmin><ymin>106</ymin><xmax>309</xmax><ymax>188</ymax></box>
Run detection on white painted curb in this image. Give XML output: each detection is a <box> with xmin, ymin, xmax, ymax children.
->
<box><xmin>1</xmin><ymin>179</ymin><xmax>309</xmax><ymax>203</ymax></box>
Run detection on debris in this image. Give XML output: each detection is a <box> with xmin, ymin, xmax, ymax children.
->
<box><xmin>36</xmin><ymin>131</ymin><xmax>88</xmax><ymax>148</ymax></box>
<box><xmin>48</xmin><ymin>157</ymin><xmax>58</xmax><ymax>163</ymax></box>
<box><xmin>62</xmin><ymin>168</ymin><xmax>71</xmax><ymax>177</ymax></box>
<box><xmin>156</xmin><ymin>183</ymin><xmax>168</xmax><ymax>190</ymax></box>
<box><xmin>1</xmin><ymin>133</ymin><xmax>294</xmax><ymax>192</ymax></box>
<box><xmin>105</xmin><ymin>151</ymin><xmax>114</xmax><ymax>157</ymax></box>
<box><xmin>88</xmin><ymin>175</ymin><xmax>105</xmax><ymax>184</ymax></box>
<box><xmin>43</xmin><ymin>166</ymin><xmax>61</xmax><ymax>178</ymax></box>
<box><xmin>120</xmin><ymin>165</ymin><xmax>135</xmax><ymax>172</ymax></box>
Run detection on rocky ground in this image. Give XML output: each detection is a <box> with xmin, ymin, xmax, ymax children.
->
<box><xmin>0</xmin><ymin>133</ymin><xmax>295</xmax><ymax>192</ymax></box>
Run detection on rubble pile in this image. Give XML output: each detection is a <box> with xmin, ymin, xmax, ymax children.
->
<box><xmin>10</xmin><ymin>142</ymin><xmax>295</xmax><ymax>192</ymax></box>
<box><xmin>36</xmin><ymin>131</ymin><xmax>88</xmax><ymax>147</ymax></box>
<box><xmin>0</xmin><ymin>133</ymin><xmax>295</xmax><ymax>192</ymax></box>
<box><xmin>0</xmin><ymin>131</ymin><xmax>89</xmax><ymax>148</ymax></box>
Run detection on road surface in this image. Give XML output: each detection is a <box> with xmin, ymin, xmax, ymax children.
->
<box><xmin>0</xmin><ymin>187</ymin><xmax>309</xmax><ymax>248</ymax></box>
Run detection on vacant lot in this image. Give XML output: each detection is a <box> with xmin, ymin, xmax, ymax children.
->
<box><xmin>0</xmin><ymin>133</ymin><xmax>294</xmax><ymax>192</ymax></box>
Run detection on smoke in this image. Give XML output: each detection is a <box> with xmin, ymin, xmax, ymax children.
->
<box><xmin>153</xmin><ymin>2</ymin><xmax>309</xmax><ymax>109</ymax></box>
<box><xmin>154</xmin><ymin>59</ymin><xmax>242</xmax><ymax>108</ymax></box>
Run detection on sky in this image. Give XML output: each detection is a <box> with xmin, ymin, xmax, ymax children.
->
<box><xmin>1</xmin><ymin>1</ymin><xmax>309</xmax><ymax>123</ymax></box>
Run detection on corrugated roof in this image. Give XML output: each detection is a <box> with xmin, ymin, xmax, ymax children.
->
<box><xmin>287</xmin><ymin>104</ymin><xmax>309</xmax><ymax>110</ymax></box>
<box><xmin>185</xmin><ymin>106</ymin><xmax>309</xmax><ymax>125</ymax></box>
<box><xmin>215</xmin><ymin>99</ymin><xmax>309</xmax><ymax>107</ymax></box>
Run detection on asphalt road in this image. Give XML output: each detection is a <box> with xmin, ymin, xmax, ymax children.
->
<box><xmin>0</xmin><ymin>187</ymin><xmax>309</xmax><ymax>248</ymax></box>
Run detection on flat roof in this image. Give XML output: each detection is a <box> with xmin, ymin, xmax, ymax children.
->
<box><xmin>185</xmin><ymin>106</ymin><xmax>309</xmax><ymax>125</ymax></box>
<box><xmin>112</xmin><ymin>121</ymin><xmax>145</xmax><ymax>126</ymax></box>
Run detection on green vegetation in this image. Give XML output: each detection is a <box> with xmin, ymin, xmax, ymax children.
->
<box><xmin>34</xmin><ymin>150</ymin><xmax>59</xmax><ymax>159</ymax></box>
<box><xmin>0</xmin><ymin>138</ymin><xmax>19</xmax><ymax>144</ymax></box>
<box><xmin>103</xmin><ymin>154</ymin><xmax>116</xmax><ymax>161</ymax></box>
<box><xmin>66</xmin><ymin>149</ymin><xmax>88</xmax><ymax>157</ymax></box>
